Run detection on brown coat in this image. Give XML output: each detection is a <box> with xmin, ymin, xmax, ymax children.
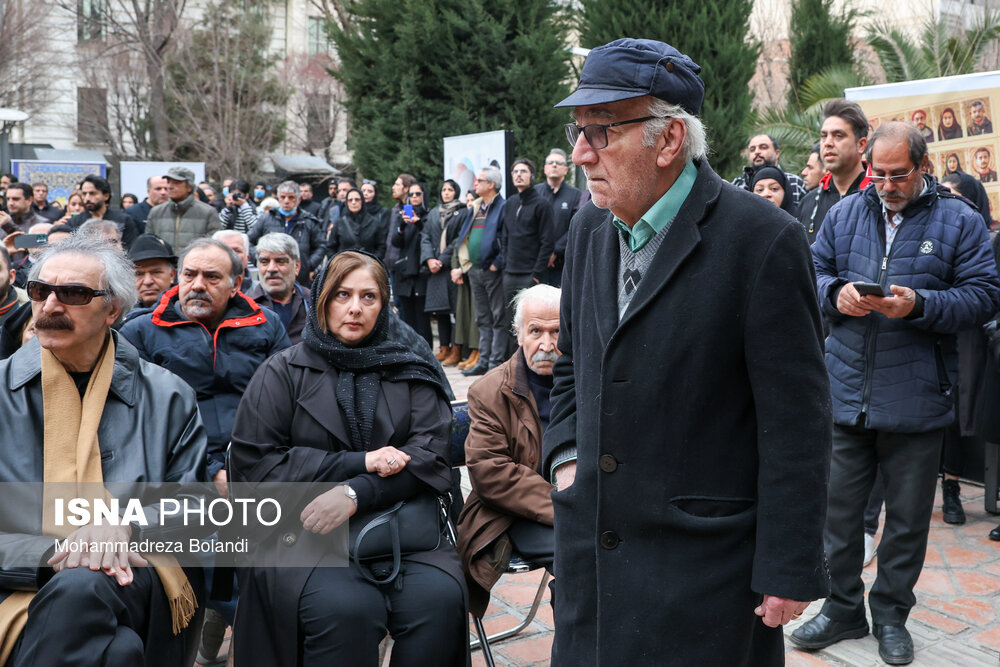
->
<box><xmin>456</xmin><ymin>349</ymin><xmax>554</xmax><ymax>617</ymax></box>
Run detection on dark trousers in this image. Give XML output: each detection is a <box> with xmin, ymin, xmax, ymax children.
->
<box><xmin>397</xmin><ymin>295</ymin><xmax>432</xmax><ymax>348</ymax></box>
<box><xmin>864</xmin><ymin>470</ymin><xmax>884</xmax><ymax>536</ymax></box>
<box><xmin>297</xmin><ymin>561</ymin><xmax>466</xmax><ymax>666</ymax></box>
<box><xmin>821</xmin><ymin>424</ymin><xmax>944</xmax><ymax>626</ymax></box>
<box><xmin>433</xmin><ymin>313</ymin><xmax>452</xmax><ymax>348</ymax></box>
<box><xmin>9</xmin><ymin>566</ymin><xmax>157</xmax><ymax>667</ymax></box>
<box><xmin>502</xmin><ymin>272</ymin><xmax>535</xmax><ymax>357</ymax></box>
<box><xmin>542</xmin><ymin>265</ymin><xmax>562</xmax><ymax>288</ymax></box>
<box><xmin>468</xmin><ymin>266</ymin><xmax>507</xmax><ymax>367</ymax></box>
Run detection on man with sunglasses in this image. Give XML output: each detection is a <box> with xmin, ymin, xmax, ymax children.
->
<box><xmin>0</xmin><ymin>234</ymin><xmax>208</xmax><ymax>665</ymax></box>
<box><xmin>540</xmin><ymin>39</ymin><xmax>832</xmax><ymax>665</ymax></box>
<box><xmin>796</xmin><ymin>122</ymin><xmax>1000</xmax><ymax>665</ymax></box>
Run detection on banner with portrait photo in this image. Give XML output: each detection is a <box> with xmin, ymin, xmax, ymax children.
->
<box><xmin>847</xmin><ymin>71</ymin><xmax>1000</xmax><ymax>223</ymax></box>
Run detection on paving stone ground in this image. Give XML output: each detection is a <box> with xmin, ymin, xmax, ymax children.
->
<box><xmin>445</xmin><ymin>364</ymin><xmax>1000</xmax><ymax>667</ymax></box>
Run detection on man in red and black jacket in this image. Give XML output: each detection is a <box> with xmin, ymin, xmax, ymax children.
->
<box><xmin>120</xmin><ymin>238</ymin><xmax>290</xmax><ymax>490</ymax></box>
<box><xmin>798</xmin><ymin>99</ymin><xmax>873</xmax><ymax>244</ymax></box>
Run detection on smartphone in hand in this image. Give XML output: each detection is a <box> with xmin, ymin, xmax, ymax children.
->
<box><xmin>854</xmin><ymin>282</ymin><xmax>886</xmax><ymax>297</ymax></box>
<box><xmin>13</xmin><ymin>234</ymin><xmax>47</xmax><ymax>250</ymax></box>
<box><xmin>403</xmin><ymin>204</ymin><xmax>414</xmax><ymax>218</ymax></box>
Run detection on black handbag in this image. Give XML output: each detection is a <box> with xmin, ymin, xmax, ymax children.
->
<box><xmin>348</xmin><ymin>493</ymin><xmax>444</xmax><ymax>584</ymax></box>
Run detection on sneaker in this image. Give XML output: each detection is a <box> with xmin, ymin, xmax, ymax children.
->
<box><xmin>863</xmin><ymin>533</ymin><xmax>877</xmax><ymax>567</ymax></box>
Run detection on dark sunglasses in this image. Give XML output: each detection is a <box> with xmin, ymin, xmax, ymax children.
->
<box><xmin>564</xmin><ymin>115</ymin><xmax>658</xmax><ymax>150</ymax></box>
<box><xmin>27</xmin><ymin>280</ymin><xmax>108</xmax><ymax>306</ymax></box>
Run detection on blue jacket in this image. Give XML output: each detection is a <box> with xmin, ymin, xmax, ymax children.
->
<box><xmin>813</xmin><ymin>178</ymin><xmax>1000</xmax><ymax>432</ymax></box>
<box><xmin>454</xmin><ymin>194</ymin><xmax>506</xmax><ymax>270</ymax></box>
<box><xmin>119</xmin><ymin>286</ymin><xmax>291</xmax><ymax>475</ymax></box>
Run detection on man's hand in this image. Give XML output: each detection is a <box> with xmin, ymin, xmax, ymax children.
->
<box><xmin>553</xmin><ymin>462</ymin><xmax>576</xmax><ymax>491</ymax></box>
<box><xmin>427</xmin><ymin>258</ymin><xmax>443</xmax><ymax>273</ymax></box>
<box><xmin>754</xmin><ymin>595</ymin><xmax>809</xmax><ymax>627</ymax></box>
<box><xmin>365</xmin><ymin>446</ymin><xmax>410</xmax><ymax>477</ymax></box>
<box><xmin>860</xmin><ymin>285</ymin><xmax>916</xmax><ymax>319</ymax></box>
<box><xmin>213</xmin><ymin>469</ymin><xmax>228</xmax><ymax>499</ymax></box>
<box><xmin>548</xmin><ymin>253</ymin><xmax>557</xmax><ymax>268</ymax></box>
<box><xmin>489</xmin><ymin>264</ymin><xmax>498</xmax><ymax>272</ymax></box>
<box><xmin>450</xmin><ymin>268</ymin><xmax>464</xmax><ymax>285</ymax></box>
<box><xmin>48</xmin><ymin>524</ymin><xmax>147</xmax><ymax>586</ymax></box>
<box><xmin>835</xmin><ymin>282</ymin><xmax>872</xmax><ymax>317</ymax></box>
<box><xmin>300</xmin><ymin>486</ymin><xmax>357</xmax><ymax>535</ymax></box>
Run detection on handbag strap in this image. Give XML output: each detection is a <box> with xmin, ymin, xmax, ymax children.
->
<box><xmin>354</xmin><ymin>502</ymin><xmax>404</xmax><ymax>585</ymax></box>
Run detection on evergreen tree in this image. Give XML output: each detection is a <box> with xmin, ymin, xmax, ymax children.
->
<box><xmin>786</xmin><ymin>0</ymin><xmax>858</xmax><ymax>109</ymax></box>
<box><xmin>577</xmin><ymin>0</ymin><xmax>757</xmax><ymax>180</ymax></box>
<box><xmin>328</xmin><ymin>0</ymin><xmax>570</xmax><ymax>199</ymax></box>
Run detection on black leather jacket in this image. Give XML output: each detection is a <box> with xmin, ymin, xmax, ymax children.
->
<box><xmin>0</xmin><ymin>331</ymin><xmax>208</xmax><ymax>592</ymax></box>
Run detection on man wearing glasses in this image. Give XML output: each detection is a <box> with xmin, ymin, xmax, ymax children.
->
<box><xmin>0</xmin><ymin>234</ymin><xmax>207</xmax><ymax>665</ymax></box>
<box><xmin>541</xmin><ymin>38</ymin><xmax>832</xmax><ymax>665</ymax></box>
<box><xmin>534</xmin><ymin>149</ymin><xmax>580</xmax><ymax>287</ymax></box>
<box><xmin>798</xmin><ymin>122</ymin><xmax>1000</xmax><ymax>664</ymax></box>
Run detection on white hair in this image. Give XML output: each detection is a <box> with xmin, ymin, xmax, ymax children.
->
<box><xmin>212</xmin><ymin>229</ymin><xmax>250</xmax><ymax>254</ymax></box>
<box><xmin>642</xmin><ymin>98</ymin><xmax>708</xmax><ymax>163</ymax></box>
<box><xmin>511</xmin><ymin>284</ymin><xmax>561</xmax><ymax>335</ymax></box>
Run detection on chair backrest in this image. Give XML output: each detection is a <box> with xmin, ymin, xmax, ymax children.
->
<box><xmin>449</xmin><ymin>400</ymin><xmax>470</xmax><ymax>468</ymax></box>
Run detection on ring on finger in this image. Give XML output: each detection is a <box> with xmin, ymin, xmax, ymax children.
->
<box><xmin>388</xmin><ymin>458</ymin><xmax>397</xmax><ymax>465</ymax></box>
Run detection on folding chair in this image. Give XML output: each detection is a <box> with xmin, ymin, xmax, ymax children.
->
<box><xmin>448</xmin><ymin>400</ymin><xmax>552</xmax><ymax>667</ymax></box>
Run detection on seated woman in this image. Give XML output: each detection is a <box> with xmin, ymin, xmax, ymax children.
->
<box><xmin>750</xmin><ymin>165</ymin><xmax>797</xmax><ymax>216</ymax></box>
<box><xmin>229</xmin><ymin>250</ymin><xmax>467</xmax><ymax>667</ymax></box>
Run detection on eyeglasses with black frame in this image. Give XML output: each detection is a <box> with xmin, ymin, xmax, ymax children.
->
<box><xmin>26</xmin><ymin>280</ymin><xmax>109</xmax><ymax>306</ymax></box>
<box><xmin>564</xmin><ymin>115</ymin><xmax>658</xmax><ymax>150</ymax></box>
<box><xmin>869</xmin><ymin>165</ymin><xmax>918</xmax><ymax>185</ymax></box>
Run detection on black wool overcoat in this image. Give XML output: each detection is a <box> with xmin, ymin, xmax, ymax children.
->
<box><xmin>542</xmin><ymin>159</ymin><xmax>832</xmax><ymax>666</ymax></box>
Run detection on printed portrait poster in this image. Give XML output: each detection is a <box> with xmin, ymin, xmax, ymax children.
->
<box><xmin>443</xmin><ymin>130</ymin><xmax>514</xmax><ymax>200</ymax></box>
<box><xmin>847</xmin><ymin>71</ymin><xmax>1000</xmax><ymax>224</ymax></box>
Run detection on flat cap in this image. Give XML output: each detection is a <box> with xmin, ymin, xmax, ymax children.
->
<box><xmin>164</xmin><ymin>166</ymin><xmax>195</xmax><ymax>185</ymax></box>
<box><xmin>128</xmin><ymin>234</ymin><xmax>177</xmax><ymax>264</ymax></box>
<box><xmin>555</xmin><ymin>38</ymin><xmax>705</xmax><ymax>115</ymax></box>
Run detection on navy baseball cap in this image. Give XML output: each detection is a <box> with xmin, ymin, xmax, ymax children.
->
<box><xmin>555</xmin><ymin>39</ymin><xmax>705</xmax><ymax>115</ymax></box>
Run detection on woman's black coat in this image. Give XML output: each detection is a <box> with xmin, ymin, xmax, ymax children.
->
<box><xmin>326</xmin><ymin>209</ymin><xmax>388</xmax><ymax>259</ymax></box>
<box><xmin>391</xmin><ymin>214</ymin><xmax>428</xmax><ymax>297</ymax></box>
<box><xmin>420</xmin><ymin>204</ymin><xmax>467</xmax><ymax>313</ymax></box>
<box><xmin>228</xmin><ymin>344</ymin><xmax>465</xmax><ymax>667</ymax></box>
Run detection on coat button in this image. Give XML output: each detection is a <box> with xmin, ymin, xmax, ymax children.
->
<box><xmin>282</xmin><ymin>532</ymin><xmax>297</xmax><ymax>547</ymax></box>
<box><xmin>600</xmin><ymin>531</ymin><xmax>620</xmax><ymax>550</ymax></box>
<box><xmin>599</xmin><ymin>454</ymin><xmax>618</xmax><ymax>472</ymax></box>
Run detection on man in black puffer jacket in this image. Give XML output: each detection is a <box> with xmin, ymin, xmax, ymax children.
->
<box><xmin>248</xmin><ymin>180</ymin><xmax>326</xmax><ymax>286</ymax></box>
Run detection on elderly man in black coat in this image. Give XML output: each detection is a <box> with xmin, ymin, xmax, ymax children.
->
<box><xmin>541</xmin><ymin>39</ymin><xmax>832</xmax><ymax>666</ymax></box>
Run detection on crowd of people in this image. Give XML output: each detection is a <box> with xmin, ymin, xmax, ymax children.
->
<box><xmin>0</xmin><ymin>34</ymin><xmax>998</xmax><ymax>667</ymax></box>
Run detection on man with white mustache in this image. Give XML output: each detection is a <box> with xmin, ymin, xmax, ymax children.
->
<box><xmin>456</xmin><ymin>284</ymin><xmax>560</xmax><ymax>619</ymax></box>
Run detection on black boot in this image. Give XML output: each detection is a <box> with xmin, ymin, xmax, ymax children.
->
<box><xmin>942</xmin><ymin>478</ymin><xmax>966</xmax><ymax>525</ymax></box>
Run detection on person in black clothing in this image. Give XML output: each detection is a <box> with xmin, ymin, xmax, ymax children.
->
<box><xmin>65</xmin><ymin>174</ymin><xmax>140</xmax><ymax>249</ymax></box>
<box><xmin>326</xmin><ymin>187</ymin><xmax>387</xmax><ymax>259</ymax></box>
<box><xmin>750</xmin><ymin>165</ymin><xmax>798</xmax><ymax>215</ymax></box>
<box><xmin>937</xmin><ymin>107</ymin><xmax>963</xmax><ymax>141</ymax></box>
<box><xmin>391</xmin><ymin>183</ymin><xmax>433</xmax><ymax>347</ymax></box>
<box><xmin>298</xmin><ymin>182</ymin><xmax>323</xmax><ymax>217</ymax></box>
<box><xmin>248</xmin><ymin>180</ymin><xmax>326</xmax><ymax>286</ymax></box>
<box><xmin>125</xmin><ymin>176</ymin><xmax>170</xmax><ymax>233</ymax></box>
<box><xmin>30</xmin><ymin>182</ymin><xmax>63</xmax><ymax>222</ymax></box>
<box><xmin>797</xmin><ymin>99</ymin><xmax>871</xmax><ymax>243</ymax></box>
<box><xmin>499</xmin><ymin>158</ymin><xmax>554</xmax><ymax>356</ymax></box>
<box><xmin>534</xmin><ymin>148</ymin><xmax>580</xmax><ymax>287</ymax></box>
<box><xmin>420</xmin><ymin>179</ymin><xmax>467</xmax><ymax>363</ymax></box>
<box><xmin>361</xmin><ymin>180</ymin><xmax>390</xmax><ymax>232</ymax></box>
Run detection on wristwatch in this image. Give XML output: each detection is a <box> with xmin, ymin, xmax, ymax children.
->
<box><xmin>343</xmin><ymin>484</ymin><xmax>358</xmax><ymax>507</ymax></box>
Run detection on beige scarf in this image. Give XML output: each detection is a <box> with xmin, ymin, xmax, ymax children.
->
<box><xmin>0</xmin><ymin>336</ymin><xmax>197</xmax><ymax>664</ymax></box>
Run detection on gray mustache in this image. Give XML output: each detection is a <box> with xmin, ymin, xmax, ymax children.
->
<box><xmin>531</xmin><ymin>351</ymin><xmax>559</xmax><ymax>363</ymax></box>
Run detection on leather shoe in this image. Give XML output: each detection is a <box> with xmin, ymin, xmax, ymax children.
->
<box><xmin>789</xmin><ymin>613</ymin><xmax>868</xmax><ymax>650</ymax></box>
<box><xmin>989</xmin><ymin>524</ymin><xmax>1000</xmax><ymax>541</ymax></box>
<box><xmin>941</xmin><ymin>478</ymin><xmax>966</xmax><ymax>524</ymax></box>
<box><xmin>462</xmin><ymin>361</ymin><xmax>489</xmax><ymax>376</ymax></box>
<box><xmin>873</xmin><ymin>623</ymin><xmax>913</xmax><ymax>664</ymax></box>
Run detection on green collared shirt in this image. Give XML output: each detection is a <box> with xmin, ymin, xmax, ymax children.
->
<box><xmin>612</xmin><ymin>160</ymin><xmax>697</xmax><ymax>252</ymax></box>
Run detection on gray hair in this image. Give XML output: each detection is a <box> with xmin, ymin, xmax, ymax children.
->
<box><xmin>511</xmin><ymin>284</ymin><xmax>561</xmax><ymax>335</ymax></box>
<box><xmin>479</xmin><ymin>166</ymin><xmax>502</xmax><ymax>193</ymax></box>
<box><xmin>864</xmin><ymin>121</ymin><xmax>927</xmax><ymax>169</ymax></box>
<box><xmin>77</xmin><ymin>219</ymin><xmax>122</xmax><ymax>241</ymax></box>
<box><xmin>276</xmin><ymin>180</ymin><xmax>300</xmax><ymax>198</ymax></box>
<box><xmin>547</xmin><ymin>148</ymin><xmax>568</xmax><ymax>161</ymax></box>
<box><xmin>255</xmin><ymin>232</ymin><xmax>300</xmax><ymax>263</ymax></box>
<box><xmin>29</xmin><ymin>234</ymin><xmax>138</xmax><ymax>322</ymax></box>
<box><xmin>212</xmin><ymin>229</ymin><xmax>250</xmax><ymax>255</ymax></box>
<box><xmin>642</xmin><ymin>98</ymin><xmax>708</xmax><ymax>163</ymax></box>
<box><xmin>178</xmin><ymin>238</ymin><xmax>243</xmax><ymax>285</ymax></box>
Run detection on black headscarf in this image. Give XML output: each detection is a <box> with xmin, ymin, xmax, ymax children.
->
<box><xmin>302</xmin><ymin>251</ymin><xmax>448</xmax><ymax>450</ymax></box>
<box><xmin>750</xmin><ymin>165</ymin><xmax>796</xmax><ymax>214</ymax></box>
<box><xmin>938</xmin><ymin>108</ymin><xmax>963</xmax><ymax>141</ymax></box>
<box><xmin>363</xmin><ymin>181</ymin><xmax>387</xmax><ymax>219</ymax></box>
<box><xmin>943</xmin><ymin>172</ymin><xmax>993</xmax><ymax>226</ymax></box>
